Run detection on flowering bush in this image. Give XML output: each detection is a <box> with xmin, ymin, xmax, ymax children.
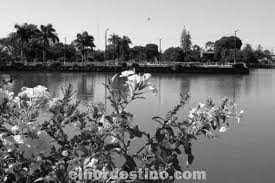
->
<box><xmin>0</xmin><ymin>71</ymin><xmax>243</xmax><ymax>183</ymax></box>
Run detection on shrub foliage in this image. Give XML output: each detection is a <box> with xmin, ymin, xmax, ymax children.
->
<box><xmin>0</xmin><ymin>71</ymin><xmax>243</xmax><ymax>182</ymax></box>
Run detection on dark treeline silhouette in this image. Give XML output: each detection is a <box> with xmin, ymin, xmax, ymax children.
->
<box><xmin>0</xmin><ymin>23</ymin><xmax>272</xmax><ymax>64</ymax></box>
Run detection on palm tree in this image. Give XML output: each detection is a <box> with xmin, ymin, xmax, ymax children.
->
<box><xmin>14</xmin><ymin>23</ymin><xmax>38</xmax><ymax>63</ymax></box>
<box><xmin>108</xmin><ymin>34</ymin><xmax>122</xmax><ymax>60</ymax></box>
<box><xmin>37</xmin><ymin>24</ymin><xmax>59</xmax><ymax>62</ymax></box>
<box><xmin>73</xmin><ymin>31</ymin><xmax>95</xmax><ymax>63</ymax></box>
<box><xmin>120</xmin><ymin>36</ymin><xmax>132</xmax><ymax>60</ymax></box>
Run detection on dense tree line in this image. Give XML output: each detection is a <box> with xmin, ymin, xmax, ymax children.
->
<box><xmin>0</xmin><ymin>23</ymin><xmax>272</xmax><ymax>64</ymax></box>
<box><xmin>0</xmin><ymin>23</ymin><xmax>160</xmax><ymax>63</ymax></box>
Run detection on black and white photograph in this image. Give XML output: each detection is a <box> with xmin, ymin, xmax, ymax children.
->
<box><xmin>0</xmin><ymin>0</ymin><xmax>274</xmax><ymax>182</ymax></box>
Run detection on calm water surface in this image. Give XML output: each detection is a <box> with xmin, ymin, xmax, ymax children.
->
<box><xmin>1</xmin><ymin>69</ymin><xmax>275</xmax><ymax>183</ymax></box>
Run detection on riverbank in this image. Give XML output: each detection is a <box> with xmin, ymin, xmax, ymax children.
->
<box><xmin>247</xmin><ymin>63</ymin><xmax>275</xmax><ymax>69</ymax></box>
<box><xmin>0</xmin><ymin>64</ymin><xmax>249</xmax><ymax>74</ymax></box>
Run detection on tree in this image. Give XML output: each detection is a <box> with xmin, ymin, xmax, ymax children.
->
<box><xmin>119</xmin><ymin>36</ymin><xmax>132</xmax><ymax>61</ymax></box>
<box><xmin>37</xmin><ymin>24</ymin><xmax>59</xmax><ymax>62</ymax></box>
<box><xmin>253</xmin><ymin>45</ymin><xmax>272</xmax><ymax>61</ymax></box>
<box><xmin>73</xmin><ymin>31</ymin><xmax>95</xmax><ymax>63</ymax></box>
<box><xmin>47</xmin><ymin>43</ymin><xmax>76</xmax><ymax>62</ymax></box>
<box><xmin>14</xmin><ymin>23</ymin><xmax>39</xmax><ymax>62</ymax></box>
<box><xmin>108</xmin><ymin>34</ymin><xmax>132</xmax><ymax>61</ymax></box>
<box><xmin>241</xmin><ymin>44</ymin><xmax>257</xmax><ymax>63</ymax></box>
<box><xmin>214</xmin><ymin>36</ymin><xmax>242</xmax><ymax>62</ymax></box>
<box><xmin>190</xmin><ymin>45</ymin><xmax>201</xmax><ymax>62</ymax></box>
<box><xmin>263</xmin><ymin>49</ymin><xmax>272</xmax><ymax>60</ymax></box>
<box><xmin>105</xmin><ymin>44</ymin><xmax>116</xmax><ymax>61</ymax></box>
<box><xmin>91</xmin><ymin>50</ymin><xmax>105</xmax><ymax>62</ymax></box>
<box><xmin>108</xmin><ymin>34</ymin><xmax>122</xmax><ymax>61</ymax></box>
<box><xmin>192</xmin><ymin>44</ymin><xmax>201</xmax><ymax>52</ymax></box>
<box><xmin>25</xmin><ymin>38</ymin><xmax>43</xmax><ymax>62</ymax></box>
<box><xmin>0</xmin><ymin>44</ymin><xmax>12</xmax><ymax>64</ymax></box>
<box><xmin>129</xmin><ymin>46</ymin><xmax>146</xmax><ymax>61</ymax></box>
<box><xmin>180</xmin><ymin>27</ymin><xmax>192</xmax><ymax>53</ymax></box>
<box><xmin>253</xmin><ymin>44</ymin><xmax>266</xmax><ymax>61</ymax></box>
<box><xmin>145</xmin><ymin>44</ymin><xmax>159</xmax><ymax>61</ymax></box>
<box><xmin>163</xmin><ymin>47</ymin><xmax>185</xmax><ymax>62</ymax></box>
<box><xmin>0</xmin><ymin>32</ymin><xmax>21</xmax><ymax>60</ymax></box>
<box><xmin>205</xmin><ymin>41</ymin><xmax>214</xmax><ymax>51</ymax></box>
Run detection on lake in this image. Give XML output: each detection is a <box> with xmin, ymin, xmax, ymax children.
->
<box><xmin>1</xmin><ymin>69</ymin><xmax>275</xmax><ymax>183</ymax></box>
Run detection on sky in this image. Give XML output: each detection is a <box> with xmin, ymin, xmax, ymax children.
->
<box><xmin>0</xmin><ymin>0</ymin><xmax>274</xmax><ymax>51</ymax></box>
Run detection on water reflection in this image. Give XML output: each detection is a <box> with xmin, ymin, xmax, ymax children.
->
<box><xmin>1</xmin><ymin>70</ymin><xmax>274</xmax><ymax>107</ymax></box>
<box><xmin>1</xmin><ymin>69</ymin><xmax>275</xmax><ymax>183</ymax></box>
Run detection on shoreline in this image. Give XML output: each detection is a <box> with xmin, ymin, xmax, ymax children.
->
<box><xmin>0</xmin><ymin>64</ymin><xmax>250</xmax><ymax>74</ymax></box>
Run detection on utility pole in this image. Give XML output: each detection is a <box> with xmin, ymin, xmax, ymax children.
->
<box><xmin>64</xmin><ymin>37</ymin><xmax>66</xmax><ymax>66</ymax></box>
<box><xmin>105</xmin><ymin>28</ymin><xmax>109</xmax><ymax>64</ymax></box>
<box><xmin>159</xmin><ymin>38</ymin><xmax>163</xmax><ymax>64</ymax></box>
<box><xmin>234</xmin><ymin>30</ymin><xmax>239</xmax><ymax>64</ymax></box>
<box><xmin>104</xmin><ymin>28</ymin><xmax>109</xmax><ymax>108</ymax></box>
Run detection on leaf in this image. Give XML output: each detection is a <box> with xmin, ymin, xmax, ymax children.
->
<box><xmin>104</xmin><ymin>115</ymin><xmax>114</xmax><ymax>124</ymax></box>
<box><xmin>170</xmin><ymin>154</ymin><xmax>182</xmax><ymax>171</ymax></box>
<box><xmin>186</xmin><ymin>153</ymin><xmax>194</xmax><ymax>167</ymax></box>
<box><xmin>152</xmin><ymin>116</ymin><xmax>165</xmax><ymax>125</ymax></box>
<box><xmin>34</xmin><ymin>177</ymin><xmax>45</xmax><ymax>182</ymax></box>
<box><xmin>175</xmin><ymin>148</ymin><xmax>181</xmax><ymax>154</ymax></box>
<box><xmin>122</xmin><ymin>155</ymin><xmax>137</xmax><ymax>171</ymax></box>
<box><xmin>165</xmin><ymin>126</ymin><xmax>174</xmax><ymax>137</ymax></box>
<box><xmin>127</xmin><ymin>125</ymin><xmax>143</xmax><ymax>138</ymax></box>
<box><xmin>104</xmin><ymin>143</ymin><xmax>121</xmax><ymax>151</ymax></box>
<box><xmin>187</xmin><ymin>134</ymin><xmax>197</xmax><ymax>140</ymax></box>
<box><xmin>155</xmin><ymin>128</ymin><xmax>165</xmax><ymax>142</ymax></box>
<box><xmin>183</xmin><ymin>142</ymin><xmax>192</xmax><ymax>154</ymax></box>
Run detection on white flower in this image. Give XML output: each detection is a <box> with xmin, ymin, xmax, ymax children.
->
<box><xmin>5</xmin><ymin>91</ymin><xmax>14</xmax><ymax>100</ymax></box>
<box><xmin>61</xmin><ymin>150</ymin><xmax>69</xmax><ymax>157</ymax></box>
<box><xmin>33</xmin><ymin>85</ymin><xmax>49</xmax><ymax>98</ymax></box>
<box><xmin>110</xmin><ymin>136</ymin><xmax>118</xmax><ymax>143</ymax></box>
<box><xmin>143</xmin><ymin>73</ymin><xmax>151</xmax><ymax>81</ymax></box>
<box><xmin>84</xmin><ymin>157</ymin><xmax>98</xmax><ymax>169</ymax></box>
<box><xmin>120</xmin><ymin>70</ymin><xmax>135</xmax><ymax>77</ymax></box>
<box><xmin>98</xmin><ymin>115</ymin><xmax>112</xmax><ymax>132</ymax></box>
<box><xmin>13</xmin><ymin>96</ymin><xmax>20</xmax><ymax>104</ymax></box>
<box><xmin>18</xmin><ymin>87</ymin><xmax>33</xmax><ymax>98</ymax></box>
<box><xmin>219</xmin><ymin>126</ymin><xmax>228</xmax><ymax>133</ymax></box>
<box><xmin>191</xmin><ymin>107</ymin><xmax>198</xmax><ymax>114</ymax></box>
<box><xmin>188</xmin><ymin>113</ymin><xmax>194</xmax><ymax>119</ymax></box>
<box><xmin>239</xmin><ymin>110</ymin><xmax>244</xmax><ymax>114</ymax></box>
<box><xmin>18</xmin><ymin>85</ymin><xmax>50</xmax><ymax>99</ymax></box>
<box><xmin>128</xmin><ymin>74</ymin><xmax>142</xmax><ymax>84</ymax></box>
<box><xmin>87</xmin><ymin>158</ymin><xmax>98</xmax><ymax>168</ymax></box>
<box><xmin>199</xmin><ymin>103</ymin><xmax>206</xmax><ymax>108</ymax></box>
<box><xmin>13</xmin><ymin>135</ymin><xmax>24</xmax><ymax>144</ymax></box>
<box><xmin>11</xmin><ymin>125</ymin><xmax>20</xmax><ymax>134</ymax></box>
<box><xmin>49</xmin><ymin>98</ymin><xmax>61</xmax><ymax>108</ymax></box>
